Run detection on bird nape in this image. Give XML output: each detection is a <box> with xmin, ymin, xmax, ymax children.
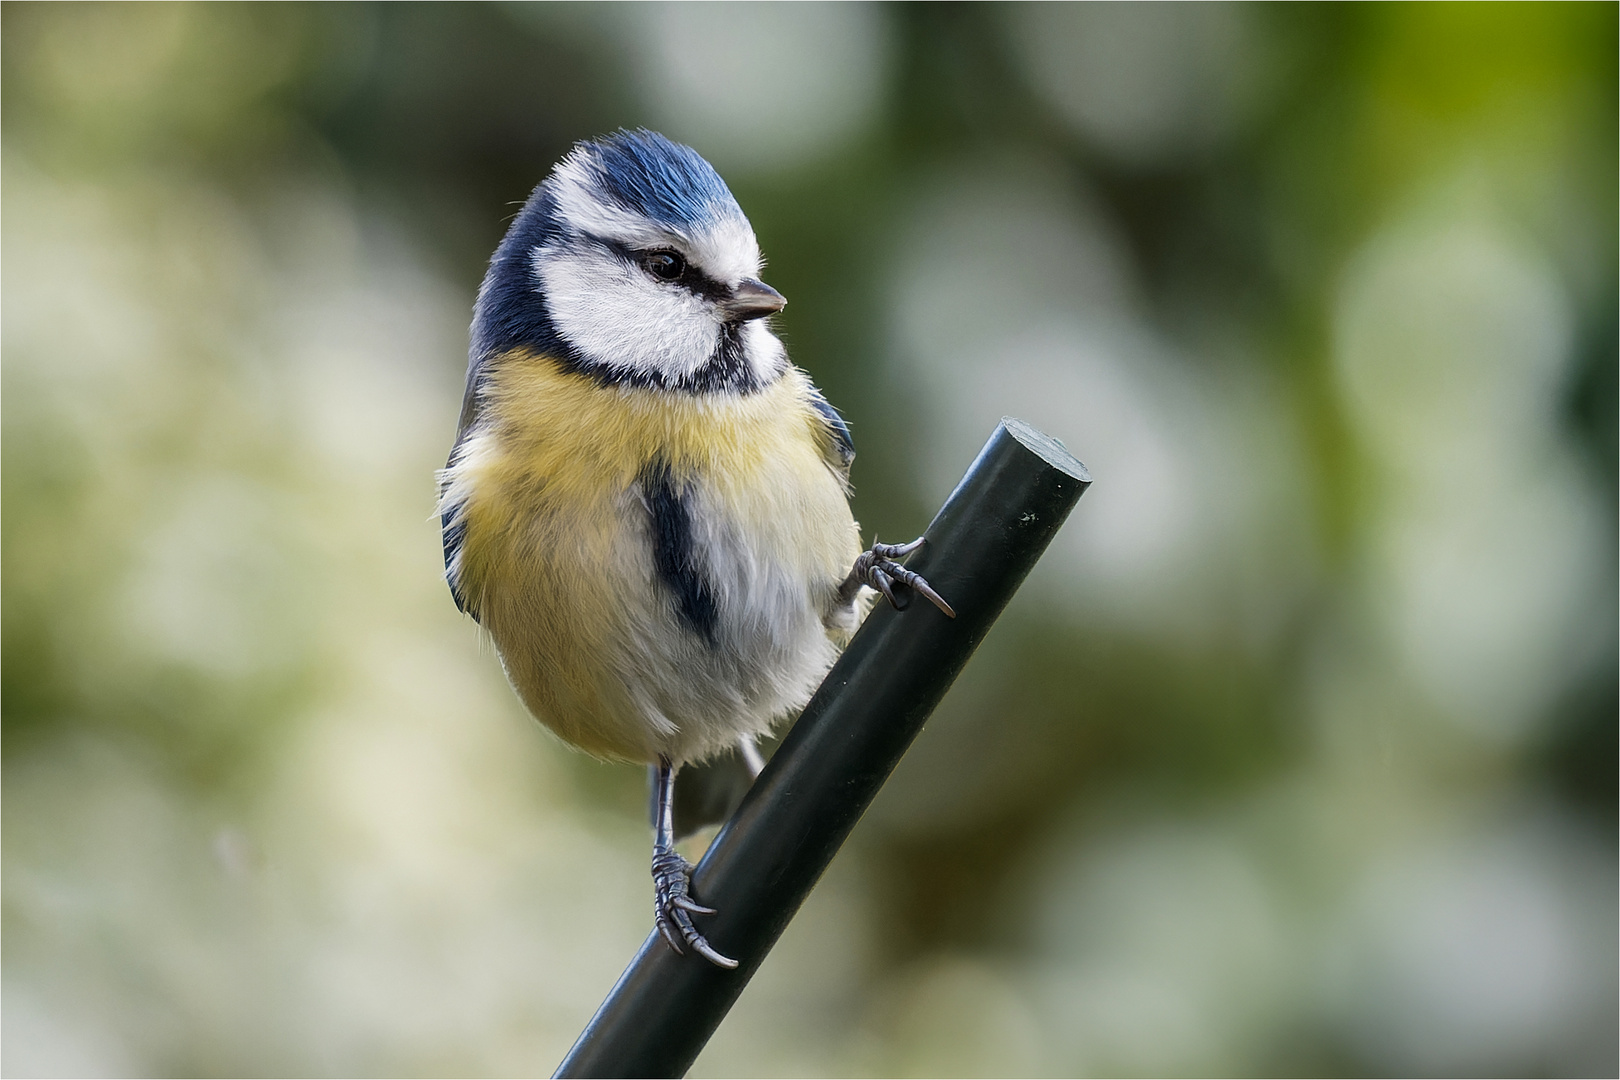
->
<box><xmin>438</xmin><ymin>129</ymin><xmax>952</xmax><ymax>967</ymax></box>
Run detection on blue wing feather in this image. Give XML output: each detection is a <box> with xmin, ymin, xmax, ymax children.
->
<box><xmin>442</xmin><ymin>356</ymin><xmax>484</xmax><ymax>621</ymax></box>
<box><xmin>808</xmin><ymin>387</ymin><xmax>855</xmax><ymax>473</ymax></box>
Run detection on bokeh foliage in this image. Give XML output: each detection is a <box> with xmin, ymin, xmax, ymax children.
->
<box><xmin>4</xmin><ymin>4</ymin><xmax>1614</xmax><ymax>1077</ymax></box>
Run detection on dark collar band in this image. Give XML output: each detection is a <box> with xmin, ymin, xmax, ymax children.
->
<box><xmin>552</xmin><ymin>320</ymin><xmax>782</xmax><ymax>395</ymax></box>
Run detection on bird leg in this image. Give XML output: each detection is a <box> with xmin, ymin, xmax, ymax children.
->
<box><xmin>838</xmin><ymin>537</ymin><xmax>956</xmax><ymax>617</ymax></box>
<box><xmin>651</xmin><ymin>757</ymin><xmax>738</xmax><ymax>968</ymax></box>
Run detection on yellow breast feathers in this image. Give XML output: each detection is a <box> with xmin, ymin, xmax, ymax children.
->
<box><xmin>440</xmin><ymin>349</ymin><xmax>862</xmax><ymax>762</ymax></box>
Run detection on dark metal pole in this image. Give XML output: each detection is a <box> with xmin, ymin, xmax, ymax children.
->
<box><xmin>555</xmin><ymin>418</ymin><xmax>1091</xmax><ymax>1079</ymax></box>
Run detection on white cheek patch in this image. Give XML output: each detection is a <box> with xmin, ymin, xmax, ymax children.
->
<box><xmin>536</xmin><ymin>243</ymin><xmax>720</xmax><ymax>380</ymax></box>
<box><xmin>537</xmin><ymin>148</ymin><xmax>783</xmax><ymax>386</ymax></box>
<box><xmin>739</xmin><ymin>319</ymin><xmax>787</xmax><ymax>380</ymax></box>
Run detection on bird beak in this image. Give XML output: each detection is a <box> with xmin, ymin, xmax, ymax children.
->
<box><xmin>719</xmin><ymin>278</ymin><xmax>786</xmax><ymax>322</ymax></box>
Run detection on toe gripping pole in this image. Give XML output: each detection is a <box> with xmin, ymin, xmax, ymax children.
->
<box><xmin>554</xmin><ymin>419</ymin><xmax>1091</xmax><ymax>1079</ymax></box>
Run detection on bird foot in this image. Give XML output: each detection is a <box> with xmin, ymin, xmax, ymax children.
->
<box><xmin>850</xmin><ymin>537</ymin><xmax>956</xmax><ymax>618</ymax></box>
<box><xmin>652</xmin><ymin>845</ymin><xmax>737</xmax><ymax>968</ymax></box>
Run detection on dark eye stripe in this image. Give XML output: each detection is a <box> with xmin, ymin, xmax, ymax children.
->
<box><xmin>591</xmin><ymin>234</ymin><xmax>732</xmax><ymax>302</ymax></box>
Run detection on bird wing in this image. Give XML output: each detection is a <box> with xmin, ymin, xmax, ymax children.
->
<box><xmin>450</xmin><ymin>351</ymin><xmax>488</xmax><ymax>455</ymax></box>
<box><xmin>440</xmin><ymin>353</ymin><xmax>488</xmax><ymax>620</ymax></box>
<box><xmin>807</xmin><ymin>384</ymin><xmax>855</xmax><ymax>476</ymax></box>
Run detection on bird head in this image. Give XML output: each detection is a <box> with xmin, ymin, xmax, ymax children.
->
<box><xmin>472</xmin><ymin>130</ymin><xmax>788</xmax><ymax>394</ymax></box>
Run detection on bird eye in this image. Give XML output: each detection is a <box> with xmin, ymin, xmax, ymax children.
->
<box><xmin>642</xmin><ymin>250</ymin><xmax>686</xmax><ymax>281</ymax></box>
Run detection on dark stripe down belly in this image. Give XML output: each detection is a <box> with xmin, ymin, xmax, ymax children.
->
<box><xmin>643</xmin><ymin>461</ymin><xmax>719</xmax><ymax>645</ymax></box>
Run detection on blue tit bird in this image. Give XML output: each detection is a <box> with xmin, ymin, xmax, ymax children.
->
<box><xmin>439</xmin><ymin>130</ymin><xmax>952</xmax><ymax>968</ymax></box>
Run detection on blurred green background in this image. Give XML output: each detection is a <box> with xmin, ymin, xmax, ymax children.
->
<box><xmin>3</xmin><ymin>3</ymin><xmax>1615</xmax><ymax>1076</ymax></box>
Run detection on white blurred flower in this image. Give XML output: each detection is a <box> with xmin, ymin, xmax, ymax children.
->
<box><xmin>1335</xmin><ymin>194</ymin><xmax>1609</xmax><ymax>740</ymax></box>
<box><xmin>1321</xmin><ymin>808</ymin><xmax>1617</xmax><ymax>1075</ymax></box>
<box><xmin>615</xmin><ymin>2</ymin><xmax>892</xmax><ymax>176</ymax></box>
<box><xmin>888</xmin><ymin>159</ymin><xmax>1311</xmax><ymax>643</ymax></box>
<box><xmin>1025</xmin><ymin>820</ymin><xmax>1289</xmax><ymax>1076</ymax></box>
<box><xmin>119</xmin><ymin>474</ymin><xmax>309</xmax><ymax>678</ymax></box>
<box><xmin>1006</xmin><ymin>4</ymin><xmax>1267</xmax><ymax>168</ymax></box>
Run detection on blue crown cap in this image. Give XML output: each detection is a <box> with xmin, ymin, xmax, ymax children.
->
<box><xmin>583</xmin><ymin>129</ymin><xmax>741</xmax><ymax>228</ymax></box>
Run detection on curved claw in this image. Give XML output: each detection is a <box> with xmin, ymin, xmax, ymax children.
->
<box><xmin>870</xmin><ymin>567</ymin><xmax>898</xmax><ymax>608</ymax></box>
<box><xmin>657</xmin><ymin>916</ymin><xmax>686</xmax><ymax>954</ymax></box>
<box><xmin>667</xmin><ymin>903</ymin><xmax>737</xmax><ymax>968</ymax></box>
<box><xmin>886</xmin><ymin>564</ymin><xmax>956</xmax><ymax>618</ymax></box>
<box><xmin>852</xmin><ymin>535</ymin><xmax>956</xmax><ymax>618</ymax></box>
<box><xmin>872</xmin><ymin>536</ymin><xmax>925</xmax><ymax>559</ymax></box>
<box><xmin>652</xmin><ymin>846</ymin><xmax>735</xmax><ymax>968</ymax></box>
<box><xmin>691</xmin><ymin>935</ymin><xmax>739</xmax><ymax>969</ymax></box>
<box><xmin>672</xmin><ymin>894</ymin><xmax>717</xmax><ymax>916</ymax></box>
